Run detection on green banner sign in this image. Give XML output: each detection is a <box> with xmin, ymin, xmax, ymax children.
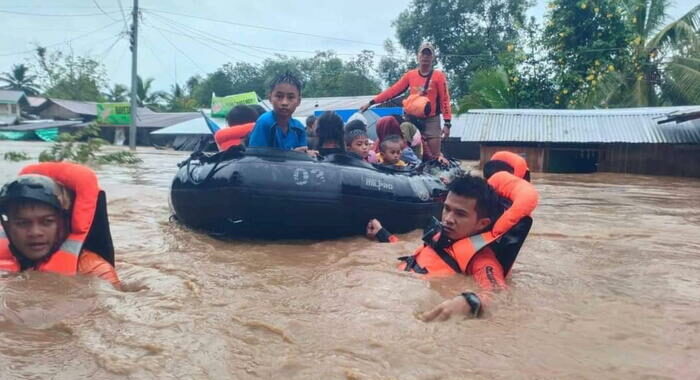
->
<box><xmin>97</xmin><ymin>103</ymin><xmax>131</xmax><ymax>125</ymax></box>
<box><xmin>211</xmin><ymin>92</ymin><xmax>258</xmax><ymax>118</ymax></box>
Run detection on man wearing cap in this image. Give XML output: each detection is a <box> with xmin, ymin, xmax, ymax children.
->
<box><xmin>359</xmin><ymin>42</ymin><xmax>452</xmax><ymax>161</ymax></box>
<box><xmin>0</xmin><ymin>162</ymin><xmax>120</xmax><ymax>288</ymax></box>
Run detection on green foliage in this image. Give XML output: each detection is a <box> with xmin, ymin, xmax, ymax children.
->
<box><xmin>377</xmin><ymin>39</ymin><xmax>414</xmax><ymax>86</ymax></box>
<box><xmin>458</xmin><ymin>19</ymin><xmax>557</xmax><ymax>112</ymax></box>
<box><xmin>0</xmin><ymin>64</ymin><xmax>40</xmax><ymax>95</ymax></box>
<box><xmin>103</xmin><ymin>83</ymin><xmax>129</xmax><ymax>102</ymax></box>
<box><xmin>3</xmin><ymin>151</ymin><xmax>31</xmax><ymax>162</ymax></box>
<box><xmin>187</xmin><ymin>51</ymin><xmax>381</xmax><ymax>106</ymax></box>
<box><xmin>393</xmin><ymin>0</ymin><xmax>532</xmax><ymax>98</ymax></box>
<box><xmin>136</xmin><ymin>76</ymin><xmax>167</xmax><ymax>110</ymax></box>
<box><xmin>34</xmin><ymin>47</ymin><xmax>107</xmax><ymax>101</ymax></box>
<box><xmin>165</xmin><ymin>83</ymin><xmax>198</xmax><ymax>112</ymax></box>
<box><xmin>543</xmin><ymin>0</ymin><xmax>631</xmax><ymax>107</ymax></box>
<box><xmin>39</xmin><ymin>124</ymin><xmax>141</xmax><ymax>165</ymax></box>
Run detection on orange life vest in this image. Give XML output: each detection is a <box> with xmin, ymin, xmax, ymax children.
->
<box><xmin>0</xmin><ymin>162</ymin><xmax>101</xmax><ymax>275</ymax></box>
<box><xmin>490</xmin><ymin>151</ymin><xmax>529</xmax><ymax>180</ymax></box>
<box><xmin>214</xmin><ymin>122</ymin><xmax>255</xmax><ymax>151</ymax></box>
<box><xmin>399</xmin><ymin>170</ymin><xmax>539</xmax><ymax>276</ymax></box>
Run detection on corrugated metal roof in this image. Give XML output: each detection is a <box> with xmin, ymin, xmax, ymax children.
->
<box><xmin>453</xmin><ymin>107</ymin><xmax>700</xmax><ymax>144</ymax></box>
<box><xmin>0</xmin><ymin>90</ymin><xmax>26</xmax><ymax>104</ymax></box>
<box><xmin>260</xmin><ymin>95</ymin><xmax>374</xmax><ymax>119</ymax></box>
<box><xmin>657</xmin><ymin>106</ymin><xmax>700</xmax><ymax>124</ymax></box>
<box><xmin>92</xmin><ymin>108</ymin><xmax>201</xmax><ymax>129</ymax></box>
<box><xmin>27</xmin><ymin>96</ymin><xmax>47</xmax><ymax>108</ymax></box>
<box><xmin>0</xmin><ymin>120</ymin><xmax>81</xmax><ymax>131</ymax></box>
<box><xmin>46</xmin><ymin>98</ymin><xmax>97</xmax><ymax>116</ymax></box>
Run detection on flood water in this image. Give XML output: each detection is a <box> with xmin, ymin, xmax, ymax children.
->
<box><xmin>1</xmin><ymin>141</ymin><xmax>699</xmax><ymax>379</ymax></box>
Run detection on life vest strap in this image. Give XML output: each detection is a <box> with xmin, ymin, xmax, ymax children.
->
<box><xmin>398</xmin><ymin>256</ymin><xmax>428</xmax><ymax>274</ymax></box>
<box><xmin>430</xmin><ymin>243</ymin><xmax>464</xmax><ymax>274</ymax></box>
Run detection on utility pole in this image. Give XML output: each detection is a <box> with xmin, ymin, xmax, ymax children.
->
<box><xmin>128</xmin><ymin>0</ymin><xmax>139</xmax><ymax>150</ymax></box>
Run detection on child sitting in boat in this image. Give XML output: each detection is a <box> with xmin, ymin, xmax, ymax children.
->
<box><xmin>315</xmin><ymin>111</ymin><xmax>345</xmax><ymax>157</ymax></box>
<box><xmin>248</xmin><ymin>72</ymin><xmax>313</xmax><ymax>156</ymax></box>
<box><xmin>375</xmin><ymin>135</ymin><xmax>407</xmax><ymax>168</ymax></box>
<box><xmin>214</xmin><ymin>105</ymin><xmax>259</xmax><ymax>151</ymax></box>
<box><xmin>344</xmin><ymin>119</ymin><xmax>370</xmax><ymax>161</ymax></box>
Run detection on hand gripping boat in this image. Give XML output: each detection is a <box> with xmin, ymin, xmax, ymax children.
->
<box><xmin>170</xmin><ymin>147</ymin><xmax>449</xmax><ymax>239</ymax></box>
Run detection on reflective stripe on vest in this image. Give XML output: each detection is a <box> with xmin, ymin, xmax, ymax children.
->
<box><xmin>399</xmin><ymin>232</ymin><xmax>495</xmax><ymax>277</ymax></box>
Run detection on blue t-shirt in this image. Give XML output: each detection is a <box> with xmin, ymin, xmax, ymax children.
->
<box><xmin>247</xmin><ymin>111</ymin><xmax>307</xmax><ymax>150</ymax></box>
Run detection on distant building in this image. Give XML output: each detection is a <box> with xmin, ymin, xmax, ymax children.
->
<box><xmin>0</xmin><ymin>90</ymin><xmax>29</xmax><ymax>125</ymax></box>
<box><xmin>36</xmin><ymin>98</ymin><xmax>98</xmax><ymax>121</ymax></box>
<box><xmin>450</xmin><ymin>107</ymin><xmax>700</xmax><ymax>178</ymax></box>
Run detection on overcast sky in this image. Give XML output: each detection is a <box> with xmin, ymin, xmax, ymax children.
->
<box><xmin>1</xmin><ymin>0</ymin><xmax>696</xmax><ymax>94</ymax></box>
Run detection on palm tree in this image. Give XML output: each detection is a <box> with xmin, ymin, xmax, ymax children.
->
<box><xmin>662</xmin><ymin>43</ymin><xmax>700</xmax><ymax>105</ymax></box>
<box><xmin>164</xmin><ymin>83</ymin><xmax>197</xmax><ymax>112</ymax></box>
<box><xmin>585</xmin><ymin>2</ymin><xmax>700</xmax><ymax>107</ymax></box>
<box><xmin>0</xmin><ymin>64</ymin><xmax>40</xmax><ymax>95</ymax></box>
<box><xmin>458</xmin><ymin>67</ymin><xmax>517</xmax><ymax>112</ymax></box>
<box><xmin>136</xmin><ymin>76</ymin><xmax>166</xmax><ymax>110</ymax></box>
<box><xmin>103</xmin><ymin>84</ymin><xmax>129</xmax><ymax>102</ymax></box>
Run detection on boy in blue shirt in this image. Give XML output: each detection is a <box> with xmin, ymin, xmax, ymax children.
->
<box><xmin>248</xmin><ymin>72</ymin><xmax>310</xmax><ymax>152</ymax></box>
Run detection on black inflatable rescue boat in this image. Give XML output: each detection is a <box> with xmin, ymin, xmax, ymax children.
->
<box><xmin>170</xmin><ymin>148</ymin><xmax>449</xmax><ymax>238</ymax></box>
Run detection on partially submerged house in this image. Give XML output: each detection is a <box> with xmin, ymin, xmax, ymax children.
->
<box><xmin>451</xmin><ymin>107</ymin><xmax>700</xmax><ymax>177</ymax></box>
<box><xmin>0</xmin><ymin>90</ymin><xmax>29</xmax><ymax>126</ymax></box>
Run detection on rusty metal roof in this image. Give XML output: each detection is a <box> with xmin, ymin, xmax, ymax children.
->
<box><xmin>452</xmin><ymin>107</ymin><xmax>700</xmax><ymax>144</ymax></box>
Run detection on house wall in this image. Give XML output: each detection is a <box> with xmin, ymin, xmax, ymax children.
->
<box><xmin>442</xmin><ymin>138</ymin><xmax>480</xmax><ymax>159</ymax></box>
<box><xmin>599</xmin><ymin>144</ymin><xmax>700</xmax><ymax>178</ymax></box>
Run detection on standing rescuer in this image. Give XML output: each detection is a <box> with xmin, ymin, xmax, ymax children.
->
<box><xmin>359</xmin><ymin>42</ymin><xmax>452</xmax><ymax>161</ymax></box>
<box><xmin>0</xmin><ymin>162</ymin><xmax>120</xmax><ymax>288</ymax></box>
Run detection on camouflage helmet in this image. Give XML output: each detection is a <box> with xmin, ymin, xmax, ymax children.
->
<box><xmin>0</xmin><ymin>174</ymin><xmax>73</xmax><ymax>215</ymax></box>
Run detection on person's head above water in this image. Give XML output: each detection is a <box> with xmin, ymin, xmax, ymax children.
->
<box><xmin>268</xmin><ymin>71</ymin><xmax>302</xmax><ymax>119</ymax></box>
<box><xmin>316</xmin><ymin>111</ymin><xmax>344</xmax><ymax>149</ymax></box>
<box><xmin>344</xmin><ymin>120</ymin><xmax>369</xmax><ymax>159</ymax></box>
<box><xmin>487</xmin><ymin>151</ymin><xmax>530</xmax><ymax>181</ymax></box>
<box><xmin>226</xmin><ymin>105</ymin><xmax>259</xmax><ymax>127</ymax></box>
<box><xmin>379</xmin><ymin>135</ymin><xmax>403</xmax><ymax>165</ymax></box>
<box><xmin>0</xmin><ymin>175</ymin><xmax>73</xmax><ymax>261</ymax></box>
<box><xmin>441</xmin><ymin>174</ymin><xmax>500</xmax><ymax>241</ymax></box>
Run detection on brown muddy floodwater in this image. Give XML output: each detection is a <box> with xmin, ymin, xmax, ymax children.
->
<box><xmin>1</xmin><ymin>141</ymin><xmax>699</xmax><ymax>379</ymax></box>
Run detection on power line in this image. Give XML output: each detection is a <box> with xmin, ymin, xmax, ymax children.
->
<box><xmin>139</xmin><ymin>32</ymin><xmax>178</xmax><ymax>84</ymax></box>
<box><xmin>142</xmin><ymin>8</ymin><xmax>384</xmax><ymax>47</ymax></box>
<box><xmin>116</xmin><ymin>0</ymin><xmax>129</xmax><ymax>31</ymax></box>
<box><xmin>147</xmin><ymin>21</ymin><xmax>206</xmax><ymax>73</ymax></box>
<box><xmin>0</xmin><ymin>9</ymin><xmax>122</xmax><ymax>17</ymax></box>
<box><xmin>143</xmin><ymin>13</ymin><xmax>270</xmax><ymax>60</ymax></box>
<box><xmin>91</xmin><ymin>0</ymin><xmax>120</xmax><ymax>21</ymax></box>
<box><xmin>0</xmin><ymin>21</ymin><xmax>122</xmax><ymax>57</ymax></box>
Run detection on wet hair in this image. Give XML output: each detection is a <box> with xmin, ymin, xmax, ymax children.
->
<box><xmin>316</xmin><ymin>111</ymin><xmax>344</xmax><ymax>149</ymax></box>
<box><xmin>250</xmin><ymin>104</ymin><xmax>267</xmax><ymax>116</ymax></box>
<box><xmin>344</xmin><ymin>120</ymin><xmax>368</xmax><ymax>145</ymax></box>
<box><xmin>268</xmin><ymin>71</ymin><xmax>303</xmax><ymax>95</ymax></box>
<box><xmin>306</xmin><ymin>115</ymin><xmax>317</xmax><ymax>128</ymax></box>
<box><xmin>226</xmin><ymin>105</ymin><xmax>259</xmax><ymax>126</ymax></box>
<box><xmin>379</xmin><ymin>135</ymin><xmax>402</xmax><ymax>152</ymax></box>
<box><xmin>483</xmin><ymin>160</ymin><xmax>514</xmax><ymax>179</ymax></box>
<box><xmin>391</xmin><ymin>114</ymin><xmax>405</xmax><ymax>125</ymax></box>
<box><xmin>447</xmin><ymin>174</ymin><xmax>501</xmax><ymax>221</ymax></box>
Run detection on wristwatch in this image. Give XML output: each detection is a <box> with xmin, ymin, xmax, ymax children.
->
<box><xmin>461</xmin><ymin>292</ymin><xmax>482</xmax><ymax>317</ymax></box>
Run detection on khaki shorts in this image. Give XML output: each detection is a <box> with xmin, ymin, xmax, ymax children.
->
<box><xmin>421</xmin><ymin>115</ymin><xmax>442</xmax><ymax>139</ymax></box>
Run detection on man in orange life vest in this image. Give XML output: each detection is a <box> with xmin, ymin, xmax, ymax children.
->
<box><xmin>367</xmin><ymin>153</ymin><xmax>538</xmax><ymax>321</ymax></box>
<box><xmin>0</xmin><ymin>162</ymin><xmax>120</xmax><ymax>288</ymax></box>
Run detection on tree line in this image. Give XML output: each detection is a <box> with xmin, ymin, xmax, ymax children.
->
<box><xmin>2</xmin><ymin>0</ymin><xmax>698</xmax><ymax>113</ymax></box>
